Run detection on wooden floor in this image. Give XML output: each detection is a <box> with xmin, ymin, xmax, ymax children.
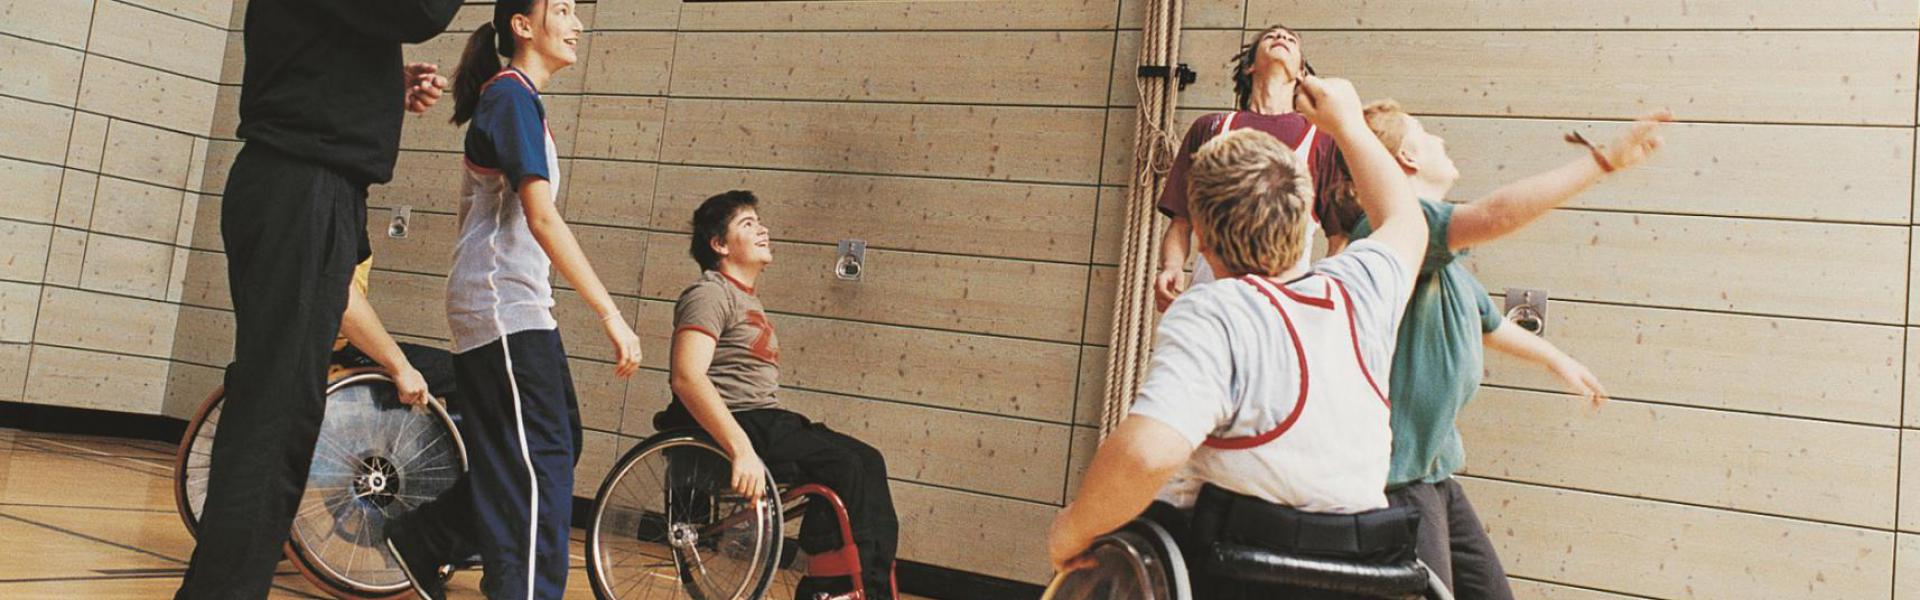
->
<box><xmin>0</xmin><ymin>427</ymin><xmax>930</xmax><ymax>600</ymax></box>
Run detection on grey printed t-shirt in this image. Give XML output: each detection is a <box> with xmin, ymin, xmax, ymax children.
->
<box><xmin>674</xmin><ymin>270</ymin><xmax>781</xmax><ymax>411</ymax></box>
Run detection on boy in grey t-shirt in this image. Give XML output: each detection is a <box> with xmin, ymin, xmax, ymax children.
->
<box><xmin>658</xmin><ymin>191</ymin><xmax>899</xmax><ymax>600</ymax></box>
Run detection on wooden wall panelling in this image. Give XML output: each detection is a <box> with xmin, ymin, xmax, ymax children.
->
<box><xmin>781</xmin><ymin>388</ymin><xmax>1070</xmax><ymax>502</ymax></box>
<box><xmin>638</xmin><ymin>233</ymin><xmax>1091</xmax><ymax>343</ymax></box>
<box><xmin>76</xmin><ymin>54</ymin><xmax>219</xmax><ymax>136</ymax></box>
<box><xmin>0</xmin><ymin>280</ymin><xmax>39</xmax><ymax>344</ymax></box>
<box><xmin>628</xmin><ymin>300</ymin><xmax>1080</xmax><ymax>424</ymax></box>
<box><xmin>0</xmin><ymin>221</ymin><xmax>52</xmax><ymax>284</ymax></box>
<box><xmin>648</xmin><ymin>165</ymin><xmax>1099</xmax><ymax>263</ymax></box>
<box><xmin>1108</xmin><ymin>29</ymin><xmax>1243</xmax><ymax>110</ymax></box>
<box><xmin>1309</xmin><ymin>31</ymin><xmax>1917</xmax><ymax>126</ymax></box>
<box><xmin>1461</xmin><ymin>478</ymin><xmax>1893</xmax><ymax>599</ymax></box>
<box><xmin>658</xmin><ymin>99</ymin><xmax>1108</xmax><ymax>185</ymax></box>
<box><xmin>891</xmin><ymin>481</ymin><xmax>1055</xmax><ymax>583</ymax></box>
<box><xmin>0</xmin><ymin>342</ymin><xmax>24</xmax><ymax>401</ymax></box>
<box><xmin>1250</xmin><ymin>0</ymin><xmax>1920</xmax><ymax>30</ymax></box>
<box><xmin>0</xmin><ymin>34</ymin><xmax>85</xmax><ymax>105</ymax></box>
<box><xmin>0</xmin><ymin>158</ymin><xmax>63</xmax><ymax>224</ymax></box>
<box><xmin>23</xmin><ymin>345</ymin><xmax>171</xmax><ymax>414</ymax></box>
<box><xmin>0</xmin><ymin>0</ymin><xmax>96</xmax><ymax>50</ymax></box>
<box><xmin>34</xmin><ymin>285</ymin><xmax>184</xmax><ymax>359</ymax></box>
<box><xmin>78</xmin><ymin>233</ymin><xmax>173</xmax><ymax>299</ymax></box>
<box><xmin>1118</xmin><ymin>0</ymin><xmax>1243</xmax><ymax>30</ymax></box>
<box><xmin>1458</xmin><ymin>387</ymin><xmax>1898</xmax><ymax>527</ymax></box>
<box><xmin>1481</xmin><ymin>301</ymin><xmax>1902</xmax><ymax>425</ymax></box>
<box><xmin>0</xmin><ymin>95</ymin><xmax>76</xmax><ymax>165</ymax></box>
<box><xmin>88</xmin><ymin>0</ymin><xmax>226</xmax><ymax>83</ymax></box>
<box><xmin>670</xmin><ymin>31</ymin><xmax>1114</xmax><ymax>107</ymax></box>
<box><xmin>678</xmin><ymin>0</ymin><xmax>1120</xmax><ymax>32</ymax></box>
<box><xmin>120</xmin><ymin>0</ymin><xmax>231</xmax><ymax>30</ymax></box>
<box><xmin>582</xmin><ymin>31</ymin><xmax>673</xmax><ymax>97</ymax></box>
<box><xmin>1902</xmin><ymin>533</ymin><xmax>1920</xmax><ymax>599</ymax></box>
<box><xmin>1465</xmin><ymin>211</ymin><xmax>1908</xmax><ymax>323</ymax></box>
<box><xmin>1429</xmin><ymin>118</ymin><xmax>1914</xmax><ymax>224</ymax></box>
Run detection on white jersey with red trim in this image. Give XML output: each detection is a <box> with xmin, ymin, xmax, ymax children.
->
<box><xmin>1190</xmin><ymin>112</ymin><xmax>1320</xmax><ymax>287</ymax></box>
<box><xmin>447</xmin><ymin>69</ymin><xmax>562</xmax><ymax>354</ymax></box>
<box><xmin>1130</xmin><ymin>240</ymin><xmax>1412</xmax><ymax>515</ymax></box>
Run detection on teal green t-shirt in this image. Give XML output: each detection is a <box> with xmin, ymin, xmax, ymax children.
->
<box><xmin>1349</xmin><ymin>199</ymin><xmax>1503</xmax><ymax>487</ymax></box>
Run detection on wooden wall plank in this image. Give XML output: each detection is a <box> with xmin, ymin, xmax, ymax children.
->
<box><xmin>365</xmin><ymin>209</ymin><xmax>456</xmax><ymax>277</ymax></box>
<box><xmin>670</xmin><ymin>31</ymin><xmax>1114</xmax><ymax>107</ymax></box>
<box><xmin>365</xmin><ymin>269</ymin><xmax>450</xmax><ymax>342</ymax></box>
<box><xmin>582</xmin><ymin>31</ymin><xmax>672</xmax><ymax>96</ymax></box>
<box><xmin>120</xmin><ymin>0</ymin><xmax>231</xmax><ymax>30</ymax></box>
<box><xmin>1</xmin><ymin>34</ymin><xmax>84</xmax><ymax>105</ymax></box>
<box><xmin>1901</xmin><ymin>533</ymin><xmax>1920</xmax><ymax>600</ymax></box>
<box><xmin>1462</xmin><ymin>478</ymin><xmax>1894</xmax><ymax>599</ymax></box>
<box><xmin>782</xmin><ymin>388</ymin><xmax>1071</xmax><ymax>503</ymax></box>
<box><xmin>1482</xmin><ymin>301</ymin><xmax>1903</xmax><ymax>425</ymax></box>
<box><xmin>1251</xmin><ymin>0</ymin><xmax>1920</xmax><ymax>30</ymax></box>
<box><xmin>41</xmin><ymin>229</ymin><xmax>84</xmax><ymax>287</ymax></box>
<box><xmin>571</xmin><ymin>95</ymin><xmax>667</xmax><ymax>161</ymax></box>
<box><xmin>679</xmin><ymin>0</ymin><xmax>1119</xmax><ymax>32</ymax></box>
<box><xmin>161</xmin><ymin>359</ymin><xmax>221</xmax><ymax>419</ymax></box>
<box><xmin>76</xmin><ymin>54</ymin><xmax>218</xmax><ymax>136</ymax></box>
<box><xmin>33</xmin><ymin>286</ymin><xmax>178</xmax><ymax>358</ymax></box>
<box><xmin>1459</xmin><ymin>387</ymin><xmax>1899</xmax><ymax>528</ymax></box>
<box><xmin>1312</xmin><ymin>31</ymin><xmax>1917</xmax><ymax>125</ymax></box>
<box><xmin>1901</xmin><ymin>430</ymin><xmax>1920</xmax><ymax>533</ymax></box>
<box><xmin>1907</xmin><ymin>329</ymin><xmax>1920</xmax><ymax>430</ymax></box>
<box><xmin>630</xmin><ymin>301</ymin><xmax>1080</xmax><ymax>423</ymax></box>
<box><xmin>659</xmin><ymin>98</ymin><xmax>1108</xmax><ymax>185</ymax></box>
<box><xmin>1506</xmin><ymin>578</ymin><xmax>1642</xmax><ymax>600</ymax></box>
<box><xmin>1118</xmin><ymin>0</ymin><xmax>1244</xmax><ymax>30</ymax></box>
<box><xmin>648</xmin><ymin>165</ymin><xmax>1099</xmax><ymax>263</ymax></box>
<box><xmin>892</xmin><ymin>481</ymin><xmax>1053</xmax><ymax>583</ymax></box>
<box><xmin>1108</xmin><ymin>29</ymin><xmax>1243</xmax><ymax>110</ymax></box>
<box><xmin>368</xmin><ymin>150</ymin><xmax>464</xmax><ymax>214</ymax></box>
<box><xmin>88</xmin><ymin>0</ymin><xmax>225</xmax><ymax>82</ymax></box>
<box><xmin>63</xmin><ymin>111</ymin><xmax>109</xmax><ymax>172</ymax></box>
<box><xmin>79</xmin><ymin>234</ymin><xmax>173</xmax><ymax>299</ymax></box>
<box><xmin>91</xmin><ymin>177</ymin><xmax>182</xmax><ymax>243</ymax></box>
<box><xmin>592</xmin><ymin>0</ymin><xmax>678</xmax><ymax>32</ymax></box>
<box><xmin>574</xmin><ymin>356</ymin><xmax>629</xmax><ymax>433</ymax></box>
<box><xmin>1430</xmin><ymin>118</ymin><xmax>1915</xmax><ymax>224</ymax></box>
<box><xmin>563</xmin><ymin>158</ymin><xmax>655</xmax><ymax>229</ymax></box>
<box><xmin>170</xmin><ymin>303</ymin><xmax>230</xmax><ymax>367</ymax></box>
<box><xmin>24</xmin><ymin>344</ymin><xmax>170</xmax><ymax>414</ymax></box>
<box><xmin>0</xmin><ymin>342</ymin><xmax>25</xmax><ymax>401</ymax></box>
<box><xmin>0</xmin><ymin>0</ymin><xmax>96</xmax><ymax>50</ymax></box>
<box><xmin>0</xmin><ymin>221</ymin><xmax>51</xmax><ymax>284</ymax></box>
<box><xmin>101</xmin><ymin>119</ymin><xmax>196</xmax><ymax>189</ymax></box>
<box><xmin>1101</xmin><ymin>108</ymin><xmax>1212</xmax><ymax>186</ymax></box>
<box><xmin>0</xmin><ymin>158</ymin><xmax>63</xmax><ymax>224</ymax></box>
<box><xmin>639</xmin><ymin>233</ymin><xmax>1091</xmax><ymax>343</ymax></box>
<box><xmin>0</xmin><ymin>281</ymin><xmax>39</xmax><ymax>344</ymax></box>
<box><xmin>0</xmin><ymin>96</ymin><xmax>76</xmax><ymax>166</ymax></box>
<box><xmin>1465</xmin><ymin>211</ymin><xmax>1908</xmax><ymax>323</ymax></box>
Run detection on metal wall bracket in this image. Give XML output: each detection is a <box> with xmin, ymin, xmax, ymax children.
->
<box><xmin>1138</xmin><ymin>63</ymin><xmax>1198</xmax><ymax>91</ymax></box>
<box><xmin>834</xmin><ymin>239</ymin><xmax>866</xmax><ymax>282</ymax></box>
<box><xmin>1504</xmin><ymin>288</ymin><xmax>1550</xmax><ymax>336</ymax></box>
<box><xmin>387</xmin><ymin>205</ymin><xmax>412</xmax><ymax>239</ymax></box>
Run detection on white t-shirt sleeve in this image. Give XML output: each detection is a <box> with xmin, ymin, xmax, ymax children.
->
<box><xmin>1127</xmin><ymin>291</ymin><xmax>1236</xmax><ymax>448</ymax></box>
<box><xmin>1314</xmin><ymin>239</ymin><xmax>1414</xmax><ymax>349</ymax></box>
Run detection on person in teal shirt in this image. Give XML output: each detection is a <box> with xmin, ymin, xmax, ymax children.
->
<box><xmin>1344</xmin><ymin>99</ymin><xmax>1671</xmax><ymax>598</ymax></box>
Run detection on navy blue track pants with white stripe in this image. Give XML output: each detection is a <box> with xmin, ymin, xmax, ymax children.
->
<box><xmin>408</xmin><ymin>328</ymin><xmax>581</xmax><ymax>599</ymax></box>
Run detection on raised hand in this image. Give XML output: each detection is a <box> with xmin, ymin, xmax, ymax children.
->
<box><xmin>1603</xmin><ymin>110</ymin><xmax>1674</xmax><ymax>172</ymax></box>
<box><xmin>1292</xmin><ymin>75</ymin><xmax>1364</xmax><ymax>132</ymax></box>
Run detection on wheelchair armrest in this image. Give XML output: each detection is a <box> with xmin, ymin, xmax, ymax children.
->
<box><xmin>1209</xmin><ymin>542</ymin><xmax>1431</xmax><ymax>597</ymax></box>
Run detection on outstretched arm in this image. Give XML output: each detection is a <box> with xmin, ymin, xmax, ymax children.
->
<box><xmin>1448</xmin><ymin>111</ymin><xmax>1672</xmax><ymax>251</ymax></box>
<box><xmin>1484</xmin><ymin>319</ymin><xmax>1608</xmax><ymax>408</ymax></box>
<box><xmin>1295</xmin><ymin>76</ymin><xmax>1425</xmax><ymax>271</ymax></box>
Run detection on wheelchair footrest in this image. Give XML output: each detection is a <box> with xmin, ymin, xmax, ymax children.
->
<box><xmin>1210</xmin><ymin>542</ymin><xmax>1431</xmax><ymax>597</ymax></box>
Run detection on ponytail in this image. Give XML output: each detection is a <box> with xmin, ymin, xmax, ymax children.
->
<box><xmin>451</xmin><ymin>22</ymin><xmax>510</xmax><ymax>126</ymax></box>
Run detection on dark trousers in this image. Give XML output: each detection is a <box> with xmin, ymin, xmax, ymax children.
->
<box><xmin>1387</xmin><ymin>478</ymin><xmax>1515</xmax><ymax>600</ymax></box>
<box><xmin>176</xmin><ymin>143</ymin><xmax>367</xmax><ymax>599</ymax></box>
<box><xmin>405</xmin><ymin>329</ymin><xmax>582</xmax><ymax>600</ymax></box>
<box><xmin>732</xmin><ymin>409</ymin><xmax>899</xmax><ymax>600</ymax></box>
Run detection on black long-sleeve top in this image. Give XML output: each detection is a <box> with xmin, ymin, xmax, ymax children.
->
<box><xmin>236</xmin><ymin>0</ymin><xmax>462</xmax><ymax>185</ymax></box>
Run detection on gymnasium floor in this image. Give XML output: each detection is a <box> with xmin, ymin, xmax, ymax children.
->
<box><xmin>0</xmin><ymin>427</ymin><xmax>933</xmax><ymax>599</ymax></box>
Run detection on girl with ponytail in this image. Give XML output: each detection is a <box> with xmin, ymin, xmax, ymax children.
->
<box><xmin>1149</xmin><ymin>24</ymin><xmax>1353</xmax><ymax>312</ymax></box>
<box><xmin>383</xmin><ymin>2</ymin><xmax>642</xmax><ymax>599</ymax></box>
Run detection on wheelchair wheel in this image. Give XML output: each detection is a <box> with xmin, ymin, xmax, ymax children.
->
<box><xmin>587</xmin><ymin>432</ymin><xmax>785</xmax><ymax>600</ymax></box>
<box><xmin>172</xmin><ymin>385</ymin><xmax>226</xmax><ymax>535</ymax></box>
<box><xmin>1042</xmin><ymin>519</ymin><xmax>1191</xmax><ymax>600</ymax></box>
<box><xmin>284</xmin><ymin>371</ymin><xmax>468</xmax><ymax>600</ymax></box>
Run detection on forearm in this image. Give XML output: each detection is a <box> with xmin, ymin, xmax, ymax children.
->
<box><xmin>1159</xmin><ymin>217</ymin><xmax>1192</xmax><ymax>271</ymax></box>
<box><xmin>339</xmin><ymin>287</ymin><xmax>415</xmax><ymax>374</ymax></box>
<box><xmin>1058</xmin><ymin>418</ymin><xmax>1187</xmax><ymax>547</ymax></box>
<box><xmin>521</xmin><ymin>185</ymin><xmax>622</xmax><ymax>320</ymax></box>
<box><xmin>671</xmin><ymin>374</ymin><xmax>756</xmax><ymax>458</ymax></box>
<box><xmin>1484</xmin><ymin>318</ymin><xmax>1571</xmax><ymax>368</ymax></box>
<box><xmin>1457</xmin><ymin>157</ymin><xmax>1606</xmax><ymax>249</ymax></box>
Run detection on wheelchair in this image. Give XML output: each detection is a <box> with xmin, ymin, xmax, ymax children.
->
<box><xmin>172</xmin><ymin>354</ymin><xmax>469</xmax><ymax>600</ymax></box>
<box><xmin>1044</xmin><ymin>518</ymin><xmax>1454</xmax><ymax>600</ymax></box>
<box><xmin>584</xmin><ymin>429</ymin><xmax>896</xmax><ymax>600</ymax></box>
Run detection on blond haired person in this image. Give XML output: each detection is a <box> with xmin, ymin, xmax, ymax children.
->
<box><xmin>1049</xmin><ymin>76</ymin><xmax>1427</xmax><ymax>599</ymax></box>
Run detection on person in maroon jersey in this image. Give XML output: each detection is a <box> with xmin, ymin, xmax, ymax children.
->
<box><xmin>1153</xmin><ymin>24</ymin><xmax>1352</xmax><ymax>312</ymax></box>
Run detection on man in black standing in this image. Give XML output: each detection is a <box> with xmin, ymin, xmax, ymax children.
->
<box><xmin>177</xmin><ymin>1</ymin><xmax>462</xmax><ymax>597</ymax></box>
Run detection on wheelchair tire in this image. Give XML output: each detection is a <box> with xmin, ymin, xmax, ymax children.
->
<box><xmin>1042</xmin><ymin>518</ymin><xmax>1192</xmax><ymax>600</ymax></box>
<box><xmin>586</xmin><ymin>431</ymin><xmax>785</xmax><ymax>600</ymax></box>
<box><xmin>172</xmin><ymin>385</ymin><xmax>225</xmax><ymax>535</ymax></box>
<box><xmin>283</xmin><ymin>371</ymin><xmax>468</xmax><ymax>600</ymax></box>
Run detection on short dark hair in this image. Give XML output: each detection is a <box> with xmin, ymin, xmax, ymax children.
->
<box><xmin>690</xmin><ymin>190</ymin><xmax>759</xmax><ymax>271</ymax></box>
